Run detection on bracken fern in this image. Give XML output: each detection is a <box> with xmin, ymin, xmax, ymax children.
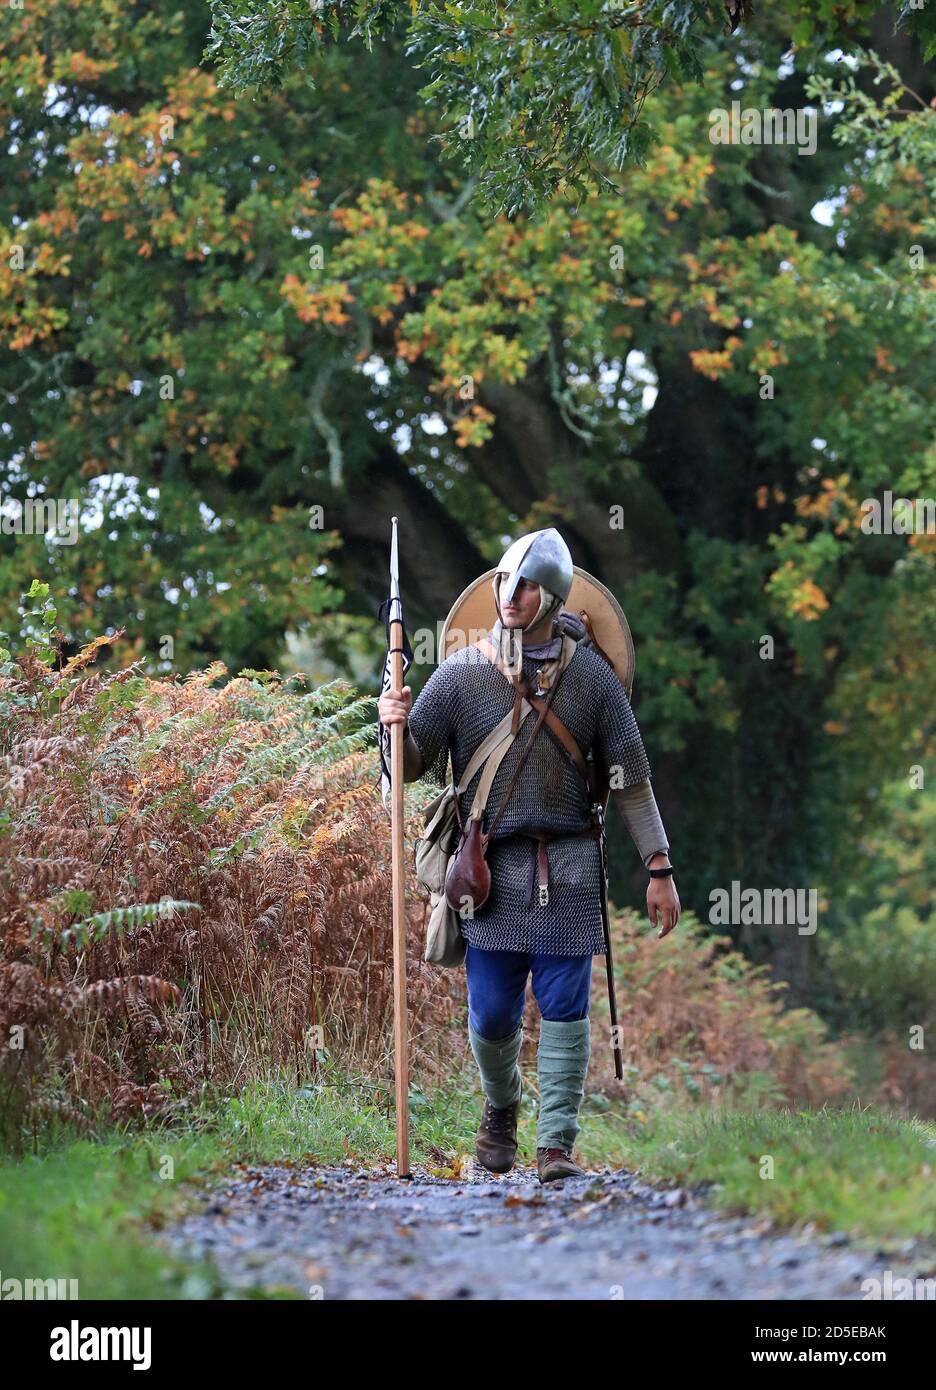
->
<box><xmin>0</xmin><ymin>636</ymin><xmax>456</xmax><ymax>1146</ymax></box>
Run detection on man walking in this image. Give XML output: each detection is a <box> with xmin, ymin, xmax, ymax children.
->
<box><xmin>378</xmin><ymin>528</ymin><xmax>679</xmax><ymax>1182</ymax></box>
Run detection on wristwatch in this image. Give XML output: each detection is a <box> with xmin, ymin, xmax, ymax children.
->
<box><xmin>649</xmin><ymin>864</ymin><xmax>674</xmax><ymax>878</ymax></box>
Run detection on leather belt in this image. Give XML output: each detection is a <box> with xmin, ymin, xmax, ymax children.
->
<box><xmin>498</xmin><ymin>822</ymin><xmax>601</xmax><ymax>908</ymax></box>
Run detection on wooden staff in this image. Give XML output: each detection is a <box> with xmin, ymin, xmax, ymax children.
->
<box><xmin>387</xmin><ymin>517</ymin><xmax>410</xmax><ymax>1177</ymax></box>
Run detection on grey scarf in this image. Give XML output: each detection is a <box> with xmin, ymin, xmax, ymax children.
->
<box><xmin>488</xmin><ymin>619</ymin><xmax>562</xmax><ymax>664</ymax></box>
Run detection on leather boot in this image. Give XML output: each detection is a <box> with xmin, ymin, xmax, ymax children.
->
<box><xmin>536</xmin><ymin>1146</ymin><xmax>588</xmax><ymax>1184</ymax></box>
<box><xmin>475</xmin><ymin>1079</ymin><xmax>522</xmax><ymax>1173</ymax></box>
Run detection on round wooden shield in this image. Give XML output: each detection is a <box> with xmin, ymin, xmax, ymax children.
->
<box><xmin>440</xmin><ymin>565</ymin><xmax>635</xmax><ymax>699</ymax></box>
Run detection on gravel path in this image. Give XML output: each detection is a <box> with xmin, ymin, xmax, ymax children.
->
<box><xmin>161</xmin><ymin>1160</ymin><xmax>932</xmax><ymax>1300</ymax></box>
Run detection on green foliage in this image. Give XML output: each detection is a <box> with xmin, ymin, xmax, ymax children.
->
<box><xmin>406</xmin><ymin>0</ymin><xmax>715</xmax><ymax>216</ymax></box>
<box><xmin>31</xmin><ymin>900</ymin><xmax>202</xmax><ymax>952</ymax></box>
<box><xmin>19</xmin><ymin>579</ymin><xmax>58</xmax><ymax>665</ymax></box>
<box><xmin>823</xmin><ymin>904</ymin><xmax>936</xmax><ymax>1037</ymax></box>
<box><xmin>2</xmin><ymin>2</ymin><xmax>349</xmax><ymax>671</ymax></box>
<box><xmin>817</xmin><ymin>780</ymin><xmax>936</xmax><ymax>1034</ymax></box>
<box><xmin>0</xmin><ymin>581</ymin><xmax>66</xmax><ymax>722</ymax></box>
<box><xmin>807</xmin><ymin>50</ymin><xmax>936</xmax><ymax>210</ymax></box>
<box><xmin>206</xmin><ymin>0</ymin><xmax>936</xmax><ymax>216</ymax></box>
<box><xmin>89</xmin><ymin>677</ymin><xmax>150</xmax><ymax>719</ymax></box>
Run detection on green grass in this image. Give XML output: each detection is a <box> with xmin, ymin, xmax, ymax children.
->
<box><xmin>0</xmin><ymin>1132</ymin><xmax>231</xmax><ymax>1300</ymax></box>
<box><xmin>2</xmin><ymin>1065</ymin><xmax>934</xmax><ymax>1298</ymax></box>
<box><xmin>577</xmin><ymin>1096</ymin><xmax>936</xmax><ymax>1248</ymax></box>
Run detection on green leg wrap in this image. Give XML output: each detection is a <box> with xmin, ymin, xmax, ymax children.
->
<box><xmin>468</xmin><ymin>1022</ymin><xmax>523</xmax><ymax>1108</ymax></box>
<box><xmin>536</xmin><ymin>1018</ymin><xmax>591</xmax><ymax>1152</ymax></box>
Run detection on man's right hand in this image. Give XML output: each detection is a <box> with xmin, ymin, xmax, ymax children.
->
<box><xmin>378</xmin><ymin>685</ymin><xmax>412</xmax><ymax>728</ymax></box>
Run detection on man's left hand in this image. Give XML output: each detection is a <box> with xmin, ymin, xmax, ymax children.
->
<box><xmin>648</xmin><ymin>873</ymin><xmax>680</xmax><ymax>939</ymax></box>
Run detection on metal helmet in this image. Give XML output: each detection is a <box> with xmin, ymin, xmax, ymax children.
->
<box><xmin>495</xmin><ymin>527</ymin><xmax>574</xmax><ymax>605</ymax></box>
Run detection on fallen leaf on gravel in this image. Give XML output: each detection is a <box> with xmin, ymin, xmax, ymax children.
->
<box><xmin>740</xmin><ymin>1217</ymin><xmax>775</xmax><ymax>1236</ymax></box>
<box><xmin>570</xmin><ymin>1197</ymin><xmax>613</xmax><ymax>1219</ymax></box>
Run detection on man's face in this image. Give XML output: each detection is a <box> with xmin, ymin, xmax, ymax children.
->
<box><xmin>499</xmin><ymin>575</ymin><xmax>541</xmax><ymax>628</ymax></box>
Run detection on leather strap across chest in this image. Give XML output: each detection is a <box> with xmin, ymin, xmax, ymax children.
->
<box><xmin>475</xmin><ymin>635</ymin><xmax>604</xmax><ymax>906</ymax></box>
<box><xmin>477</xmin><ymin>636</ymin><xmax>595</xmax><ymax>793</ymax></box>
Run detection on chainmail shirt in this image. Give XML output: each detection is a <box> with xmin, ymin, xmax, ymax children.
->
<box><xmin>407</xmin><ymin>642</ymin><xmax>651</xmax><ymax>956</ymax></box>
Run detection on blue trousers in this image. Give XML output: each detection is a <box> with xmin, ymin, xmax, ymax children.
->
<box><xmin>465</xmin><ymin>944</ymin><xmax>592</xmax><ymax>1041</ymax></box>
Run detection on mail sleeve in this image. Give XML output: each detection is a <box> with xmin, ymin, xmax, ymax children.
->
<box><xmin>591</xmin><ymin>655</ymin><xmax>652</xmax><ymax>791</ymax></box>
<box><xmin>405</xmin><ymin>658</ymin><xmax>459</xmax><ymax>789</ymax></box>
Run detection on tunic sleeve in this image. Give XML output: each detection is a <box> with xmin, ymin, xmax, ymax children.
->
<box><xmin>611</xmin><ymin>778</ymin><xmax>670</xmax><ymax>866</ymax></box>
<box><xmin>406</xmin><ymin>660</ymin><xmax>459</xmax><ymax>788</ymax></box>
<box><xmin>592</xmin><ymin>658</ymin><xmax>651</xmax><ymax>790</ymax></box>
